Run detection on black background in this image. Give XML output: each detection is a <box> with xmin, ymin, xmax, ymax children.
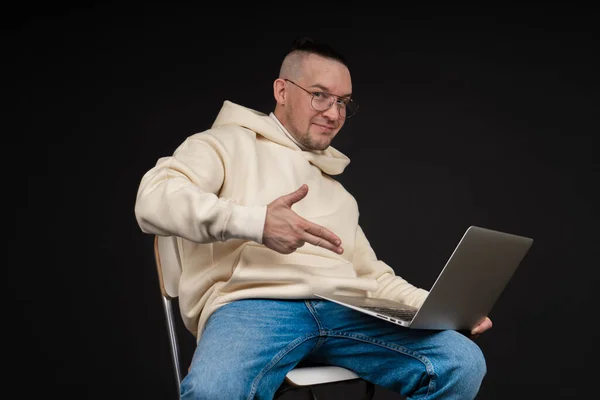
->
<box><xmin>9</xmin><ymin>3</ymin><xmax>599</xmax><ymax>399</ymax></box>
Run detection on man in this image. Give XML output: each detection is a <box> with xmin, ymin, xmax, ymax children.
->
<box><xmin>134</xmin><ymin>37</ymin><xmax>492</xmax><ymax>399</ymax></box>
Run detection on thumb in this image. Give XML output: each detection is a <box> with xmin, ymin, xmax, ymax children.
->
<box><xmin>281</xmin><ymin>184</ymin><xmax>309</xmax><ymax>206</ymax></box>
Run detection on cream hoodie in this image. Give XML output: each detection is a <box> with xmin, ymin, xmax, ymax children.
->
<box><xmin>135</xmin><ymin>100</ymin><xmax>428</xmax><ymax>339</ymax></box>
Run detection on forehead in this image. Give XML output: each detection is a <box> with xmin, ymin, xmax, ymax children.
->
<box><xmin>299</xmin><ymin>53</ymin><xmax>352</xmax><ymax>95</ymax></box>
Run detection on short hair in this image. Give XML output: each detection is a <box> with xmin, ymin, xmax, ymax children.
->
<box><xmin>279</xmin><ymin>36</ymin><xmax>348</xmax><ymax>79</ymax></box>
<box><xmin>289</xmin><ymin>37</ymin><xmax>347</xmax><ymax>66</ymax></box>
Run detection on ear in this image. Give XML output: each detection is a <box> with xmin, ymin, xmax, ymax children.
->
<box><xmin>273</xmin><ymin>78</ymin><xmax>287</xmax><ymax>105</ymax></box>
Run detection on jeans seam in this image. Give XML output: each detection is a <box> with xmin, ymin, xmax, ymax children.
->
<box><xmin>304</xmin><ymin>300</ymin><xmax>325</xmax><ymax>333</ymax></box>
<box><xmin>247</xmin><ymin>333</ymin><xmax>319</xmax><ymax>400</ymax></box>
<box><xmin>324</xmin><ymin>331</ymin><xmax>436</xmax><ymax>399</ymax></box>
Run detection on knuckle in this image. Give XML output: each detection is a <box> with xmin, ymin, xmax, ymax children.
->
<box><xmin>298</xmin><ymin>221</ymin><xmax>309</xmax><ymax>231</ymax></box>
<box><xmin>282</xmin><ymin>246</ymin><xmax>293</xmax><ymax>254</ymax></box>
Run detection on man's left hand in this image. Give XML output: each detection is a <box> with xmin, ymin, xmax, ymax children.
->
<box><xmin>470</xmin><ymin>317</ymin><xmax>493</xmax><ymax>340</ymax></box>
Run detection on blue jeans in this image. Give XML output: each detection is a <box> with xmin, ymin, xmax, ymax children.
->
<box><xmin>181</xmin><ymin>299</ymin><xmax>486</xmax><ymax>400</ymax></box>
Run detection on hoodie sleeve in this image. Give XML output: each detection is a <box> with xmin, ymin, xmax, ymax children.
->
<box><xmin>134</xmin><ymin>133</ymin><xmax>267</xmax><ymax>244</ymax></box>
<box><xmin>352</xmin><ymin>225</ymin><xmax>429</xmax><ymax>308</ymax></box>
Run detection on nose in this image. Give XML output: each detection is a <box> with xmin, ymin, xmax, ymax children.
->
<box><xmin>322</xmin><ymin>103</ymin><xmax>343</xmax><ymax>121</ymax></box>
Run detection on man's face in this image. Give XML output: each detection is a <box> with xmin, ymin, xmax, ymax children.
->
<box><xmin>280</xmin><ymin>54</ymin><xmax>353</xmax><ymax>151</ymax></box>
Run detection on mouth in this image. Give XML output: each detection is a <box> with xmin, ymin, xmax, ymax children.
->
<box><xmin>312</xmin><ymin>123</ymin><xmax>336</xmax><ymax>133</ymax></box>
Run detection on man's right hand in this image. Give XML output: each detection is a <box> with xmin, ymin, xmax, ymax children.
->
<box><xmin>262</xmin><ymin>184</ymin><xmax>344</xmax><ymax>255</ymax></box>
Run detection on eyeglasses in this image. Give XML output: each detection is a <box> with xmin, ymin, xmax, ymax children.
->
<box><xmin>284</xmin><ymin>79</ymin><xmax>359</xmax><ymax>119</ymax></box>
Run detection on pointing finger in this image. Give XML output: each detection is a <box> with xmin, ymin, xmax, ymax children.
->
<box><xmin>303</xmin><ymin>223</ymin><xmax>343</xmax><ymax>253</ymax></box>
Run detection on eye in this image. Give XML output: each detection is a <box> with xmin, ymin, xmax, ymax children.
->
<box><xmin>313</xmin><ymin>92</ymin><xmax>329</xmax><ymax>100</ymax></box>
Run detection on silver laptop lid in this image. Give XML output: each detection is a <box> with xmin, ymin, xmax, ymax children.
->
<box><xmin>409</xmin><ymin>226</ymin><xmax>533</xmax><ymax>330</ymax></box>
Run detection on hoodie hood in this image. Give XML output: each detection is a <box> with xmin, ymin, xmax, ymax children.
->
<box><xmin>211</xmin><ymin>100</ymin><xmax>350</xmax><ymax>175</ymax></box>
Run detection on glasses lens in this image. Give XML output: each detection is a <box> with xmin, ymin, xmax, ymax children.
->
<box><xmin>345</xmin><ymin>100</ymin><xmax>359</xmax><ymax>119</ymax></box>
<box><xmin>311</xmin><ymin>93</ymin><xmax>359</xmax><ymax>119</ymax></box>
<box><xmin>311</xmin><ymin>93</ymin><xmax>331</xmax><ymax>112</ymax></box>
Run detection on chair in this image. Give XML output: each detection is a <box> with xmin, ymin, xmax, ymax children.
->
<box><xmin>153</xmin><ymin>235</ymin><xmax>376</xmax><ymax>399</ymax></box>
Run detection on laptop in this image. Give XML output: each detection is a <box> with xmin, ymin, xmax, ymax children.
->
<box><xmin>315</xmin><ymin>226</ymin><xmax>533</xmax><ymax>331</ymax></box>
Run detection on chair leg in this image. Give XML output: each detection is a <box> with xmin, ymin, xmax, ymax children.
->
<box><xmin>162</xmin><ymin>297</ymin><xmax>182</xmax><ymax>396</ymax></box>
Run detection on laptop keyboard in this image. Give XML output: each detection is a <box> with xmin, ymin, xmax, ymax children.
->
<box><xmin>361</xmin><ymin>306</ymin><xmax>417</xmax><ymax>321</ymax></box>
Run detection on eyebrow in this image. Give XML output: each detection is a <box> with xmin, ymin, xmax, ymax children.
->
<box><xmin>309</xmin><ymin>83</ymin><xmax>352</xmax><ymax>99</ymax></box>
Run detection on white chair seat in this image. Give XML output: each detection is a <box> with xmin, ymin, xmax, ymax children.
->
<box><xmin>285</xmin><ymin>366</ymin><xmax>360</xmax><ymax>386</ymax></box>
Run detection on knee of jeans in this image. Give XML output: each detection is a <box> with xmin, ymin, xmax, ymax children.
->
<box><xmin>452</xmin><ymin>335</ymin><xmax>487</xmax><ymax>382</ymax></box>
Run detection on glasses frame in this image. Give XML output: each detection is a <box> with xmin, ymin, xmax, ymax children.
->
<box><xmin>284</xmin><ymin>79</ymin><xmax>359</xmax><ymax>119</ymax></box>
